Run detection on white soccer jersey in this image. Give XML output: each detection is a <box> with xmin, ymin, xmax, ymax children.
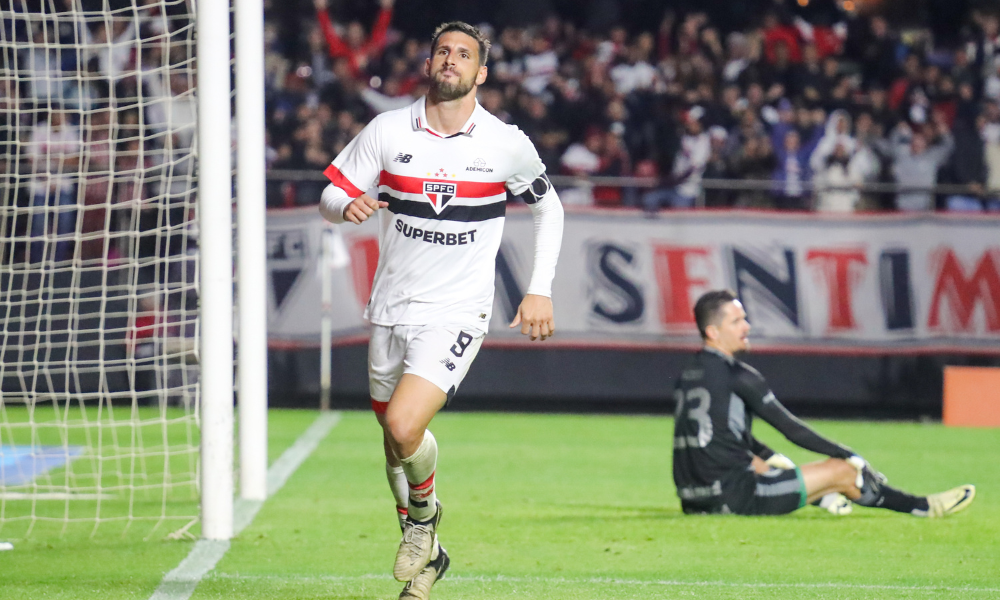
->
<box><xmin>322</xmin><ymin>97</ymin><xmax>554</xmax><ymax>332</ymax></box>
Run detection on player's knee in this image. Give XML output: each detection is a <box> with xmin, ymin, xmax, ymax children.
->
<box><xmin>829</xmin><ymin>458</ymin><xmax>858</xmax><ymax>490</ymax></box>
<box><xmin>385</xmin><ymin>414</ymin><xmax>424</xmax><ymax>452</ymax></box>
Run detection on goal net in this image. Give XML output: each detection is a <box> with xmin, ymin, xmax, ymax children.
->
<box><xmin>0</xmin><ymin>1</ymin><xmax>203</xmax><ymax>539</ymax></box>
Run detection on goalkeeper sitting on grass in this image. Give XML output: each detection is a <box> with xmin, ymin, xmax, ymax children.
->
<box><xmin>672</xmin><ymin>289</ymin><xmax>976</xmax><ymax>518</ymax></box>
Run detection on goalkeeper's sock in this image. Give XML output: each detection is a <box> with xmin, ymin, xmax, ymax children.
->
<box><xmin>385</xmin><ymin>462</ymin><xmax>409</xmax><ymax>529</ymax></box>
<box><xmin>873</xmin><ymin>485</ymin><xmax>930</xmax><ymax>515</ymax></box>
<box><xmin>855</xmin><ymin>478</ymin><xmax>929</xmax><ymax>515</ymax></box>
<box><xmin>400</xmin><ymin>430</ymin><xmax>438</xmax><ymax>522</ymax></box>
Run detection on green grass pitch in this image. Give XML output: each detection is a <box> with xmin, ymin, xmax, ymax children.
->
<box><xmin>2</xmin><ymin>409</ymin><xmax>999</xmax><ymax>599</ymax></box>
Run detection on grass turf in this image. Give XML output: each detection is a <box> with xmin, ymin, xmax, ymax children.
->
<box><xmin>2</xmin><ymin>409</ymin><xmax>999</xmax><ymax>599</ymax></box>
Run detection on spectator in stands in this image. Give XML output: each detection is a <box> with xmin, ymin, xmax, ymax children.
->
<box><xmin>560</xmin><ymin>127</ymin><xmax>604</xmax><ymax>205</ymax></box>
<box><xmin>646</xmin><ymin>106</ymin><xmax>709</xmax><ymax>210</ymax></box>
<box><xmin>731</xmin><ymin>130</ymin><xmax>775</xmax><ymax>208</ymax></box>
<box><xmin>770</xmin><ymin>100</ymin><xmax>823</xmax><ymax>210</ymax></box>
<box><xmin>522</xmin><ymin>32</ymin><xmax>559</xmax><ymax>95</ymax></box>
<box><xmin>609</xmin><ymin>34</ymin><xmax>659</xmax><ymax>96</ymax></box>
<box><xmin>702</xmin><ymin>126</ymin><xmax>734</xmax><ymax>207</ymax></box>
<box><xmin>88</xmin><ymin>16</ymin><xmax>137</xmax><ymax>82</ymax></box>
<box><xmin>813</xmin><ymin>139</ymin><xmax>865</xmax><ymax>213</ymax></box>
<box><xmin>313</xmin><ymin>0</ymin><xmax>394</xmax><ymax>80</ymax></box>
<box><xmin>22</xmin><ymin>24</ymin><xmax>66</xmax><ymax>105</ymax></box>
<box><xmin>854</xmin><ymin>15</ymin><xmax>899</xmax><ymax>89</ymax></box>
<box><xmin>27</xmin><ymin>107</ymin><xmax>80</xmax><ymax>263</ymax></box>
<box><xmin>878</xmin><ymin>117</ymin><xmax>955</xmax><ymax>211</ymax></box>
<box><xmin>943</xmin><ymin>114</ymin><xmax>989</xmax><ymax>211</ymax></box>
<box><xmin>852</xmin><ymin>112</ymin><xmax>885</xmax><ymax>210</ymax></box>
<box><xmin>810</xmin><ymin>110</ymin><xmax>855</xmax><ymax>175</ymax></box>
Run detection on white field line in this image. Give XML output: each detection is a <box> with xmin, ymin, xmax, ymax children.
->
<box><xmin>208</xmin><ymin>572</ymin><xmax>1000</xmax><ymax>594</ymax></box>
<box><xmin>148</xmin><ymin>412</ymin><xmax>341</xmax><ymax>600</ymax></box>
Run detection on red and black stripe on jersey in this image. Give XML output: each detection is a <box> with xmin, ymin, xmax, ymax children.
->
<box><xmin>378</xmin><ymin>170</ymin><xmax>508</xmax><ymax>222</ymax></box>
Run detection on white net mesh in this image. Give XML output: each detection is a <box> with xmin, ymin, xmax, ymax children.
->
<box><xmin>0</xmin><ymin>0</ymin><xmax>201</xmax><ymax>539</ymax></box>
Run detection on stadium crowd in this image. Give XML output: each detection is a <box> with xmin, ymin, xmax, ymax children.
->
<box><xmin>262</xmin><ymin>0</ymin><xmax>1000</xmax><ymax>212</ymax></box>
<box><xmin>4</xmin><ymin>0</ymin><xmax>1000</xmax><ymax>218</ymax></box>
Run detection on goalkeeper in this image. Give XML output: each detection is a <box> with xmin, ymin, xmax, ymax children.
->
<box><xmin>672</xmin><ymin>289</ymin><xmax>976</xmax><ymax>518</ymax></box>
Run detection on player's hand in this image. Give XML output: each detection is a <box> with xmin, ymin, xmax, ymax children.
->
<box><xmin>509</xmin><ymin>294</ymin><xmax>555</xmax><ymax>341</ymax></box>
<box><xmin>846</xmin><ymin>455</ymin><xmax>887</xmax><ymax>489</ymax></box>
<box><xmin>765</xmin><ymin>453</ymin><xmax>796</xmax><ymax>470</ymax></box>
<box><xmin>314</xmin><ymin>0</ymin><xmax>327</xmax><ymax>11</ymax></box>
<box><xmin>342</xmin><ymin>194</ymin><xmax>387</xmax><ymax>224</ymax></box>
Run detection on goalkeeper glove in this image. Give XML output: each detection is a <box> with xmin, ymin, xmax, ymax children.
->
<box><xmin>846</xmin><ymin>455</ymin><xmax>887</xmax><ymax>489</ymax></box>
<box><xmin>818</xmin><ymin>493</ymin><xmax>853</xmax><ymax>516</ymax></box>
<box><xmin>764</xmin><ymin>453</ymin><xmax>796</xmax><ymax>470</ymax></box>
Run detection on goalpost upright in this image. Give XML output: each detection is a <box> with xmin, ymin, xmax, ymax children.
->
<box><xmin>199</xmin><ymin>0</ymin><xmax>270</xmax><ymax>539</ymax></box>
<box><xmin>196</xmin><ymin>0</ymin><xmax>234</xmax><ymax>541</ymax></box>
<box><xmin>235</xmin><ymin>0</ymin><xmax>269</xmax><ymax>504</ymax></box>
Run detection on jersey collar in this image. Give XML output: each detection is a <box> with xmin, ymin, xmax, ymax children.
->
<box><xmin>411</xmin><ymin>96</ymin><xmax>480</xmax><ymax>138</ymax></box>
<box><xmin>702</xmin><ymin>345</ymin><xmax>735</xmax><ymax>364</ymax></box>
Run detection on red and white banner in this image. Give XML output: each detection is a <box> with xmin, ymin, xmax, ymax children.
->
<box><xmin>268</xmin><ymin>208</ymin><xmax>1000</xmax><ymax>354</ymax></box>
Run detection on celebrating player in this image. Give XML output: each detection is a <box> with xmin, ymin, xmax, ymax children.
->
<box><xmin>318</xmin><ymin>21</ymin><xmax>563</xmax><ymax>600</ymax></box>
<box><xmin>672</xmin><ymin>289</ymin><xmax>976</xmax><ymax>518</ymax></box>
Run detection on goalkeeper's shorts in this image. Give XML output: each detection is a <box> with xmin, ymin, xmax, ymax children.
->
<box><xmin>368</xmin><ymin>324</ymin><xmax>485</xmax><ymax>414</ymax></box>
<box><xmin>681</xmin><ymin>467</ymin><xmax>807</xmax><ymax>516</ymax></box>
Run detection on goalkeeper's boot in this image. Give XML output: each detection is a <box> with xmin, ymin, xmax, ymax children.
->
<box><xmin>394</xmin><ymin>500</ymin><xmax>442</xmax><ymax>582</ymax></box>
<box><xmin>399</xmin><ymin>543</ymin><xmax>450</xmax><ymax>600</ymax></box>
<box><xmin>927</xmin><ymin>485</ymin><xmax>976</xmax><ymax>518</ymax></box>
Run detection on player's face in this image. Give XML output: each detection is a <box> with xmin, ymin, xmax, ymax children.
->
<box><xmin>427</xmin><ymin>31</ymin><xmax>487</xmax><ymax>101</ymax></box>
<box><xmin>712</xmin><ymin>300</ymin><xmax>751</xmax><ymax>355</ymax></box>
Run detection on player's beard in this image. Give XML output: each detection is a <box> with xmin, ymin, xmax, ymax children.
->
<box><xmin>431</xmin><ymin>69</ymin><xmax>476</xmax><ymax>101</ymax></box>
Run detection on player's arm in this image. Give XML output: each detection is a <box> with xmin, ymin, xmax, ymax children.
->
<box><xmin>750</xmin><ymin>436</ymin><xmax>775</xmax><ymax>461</ymax></box>
<box><xmin>734</xmin><ymin>366</ymin><xmax>854</xmax><ymax>459</ymax></box>
<box><xmin>318</xmin><ymin>119</ymin><xmax>385</xmax><ymax>225</ymax></box>
<box><xmin>505</xmin><ymin>132</ymin><xmax>564</xmax><ymax>341</ymax></box>
<box><xmin>508</xmin><ymin>171</ymin><xmax>564</xmax><ymax>341</ymax></box>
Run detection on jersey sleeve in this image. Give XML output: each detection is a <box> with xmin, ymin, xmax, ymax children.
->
<box><xmin>750</xmin><ymin>436</ymin><xmax>775</xmax><ymax>460</ymax></box>
<box><xmin>319</xmin><ymin>118</ymin><xmax>383</xmax><ymax>224</ymax></box>
<box><xmin>324</xmin><ymin>117</ymin><xmax>383</xmax><ymax>198</ymax></box>
<box><xmin>733</xmin><ymin>363</ymin><xmax>854</xmax><ymax>459</ymax></box>
<box><xmin>505</xmin><ymin>129</ymin><xmax>546</xmax><ymax>196</ymax></box>
<box><xmin>506</xmin><ymin>129</ymin><xmax>564</xmax><ymax>298</ymax></box>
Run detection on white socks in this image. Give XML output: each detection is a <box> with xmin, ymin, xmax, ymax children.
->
<box><xmin>385</xmin><ymin>462</ymin><xmax>409</xmax><ymax>529</ymax></box>
<box><xmin>399</xmin><ymin>430</ymin><xmax>438</xmax><ymax>522</ymax></box>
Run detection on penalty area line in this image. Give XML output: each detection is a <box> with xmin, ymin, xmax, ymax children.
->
<box><xmin>148</xmin><ymin>411</ymin><xmax>341</xmax><ymax>600</ymax></box>
<box><xmin>208</xmin><ymin>572</ymin><xmax>1000</xmax><ymax>594</ymax></box>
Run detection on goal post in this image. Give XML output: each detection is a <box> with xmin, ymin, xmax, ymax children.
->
<box><xmin>0</xmin><ymin>0</ymin><xmax>267</xmax><ymax>542</ymax></box>
<box><xmin>235</xmin><ymin>0</ymin><xmax>268</xmax><ymax>505</ymax></box>
<box><xmin>196</xmin><ymin>0</ymin><xmax>234</xmax><ymax>541</ymax></box>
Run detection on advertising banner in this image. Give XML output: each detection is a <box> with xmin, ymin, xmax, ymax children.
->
<box><xmin>268</xmin><ymin>208</ymin><xmax>1000</xmax><ymax>354</ymax></box>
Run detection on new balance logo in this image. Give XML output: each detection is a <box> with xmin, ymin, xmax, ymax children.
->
<box><xmin>440</xmin><ymin>358</ymin><xmax>456</xmax><ymax>371</ymax></box>
<box><xmin>393</xmin><ymin>153</ymin><xmax>413</xmax><ymax>163</ymax></box>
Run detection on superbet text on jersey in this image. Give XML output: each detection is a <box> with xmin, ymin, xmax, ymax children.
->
<box><xmin>323</xmin><ymin>97</ymin><xmax>550</xmax><ymax>333</ymax></box>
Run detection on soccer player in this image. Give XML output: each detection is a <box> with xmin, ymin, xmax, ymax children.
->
<box><xmin>672</xmin><ymin>289</ymin><xmax>976</xmax><ymax>518</ymax></box>
<box><xmin>318</xmin><ymin>21</ymin><xmax>563</xmax><ymax>600</ymax></box>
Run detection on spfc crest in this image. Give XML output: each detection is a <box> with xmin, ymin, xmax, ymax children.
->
<box><xmin>423</xmin><ymin>181</ymin><xmax>456</xmax><ymax>213</ymax></box>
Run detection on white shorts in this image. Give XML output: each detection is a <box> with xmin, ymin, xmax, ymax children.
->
<box><xmin>368</xmin><ymin>324</ymin><xmax>485</xmax><ymax>413</ymax></box>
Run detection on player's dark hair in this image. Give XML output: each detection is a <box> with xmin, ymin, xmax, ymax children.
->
<box><xmin>431</xmin><ymin>21</ymin><xmax>491</xmax><ymax>67</ymax></box>
<box><xmin>694</xmin><ymin>289</ymin><xmax>739</xmax><ymax>339</ymax></box>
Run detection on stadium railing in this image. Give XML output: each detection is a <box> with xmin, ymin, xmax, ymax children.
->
<box><xmin>262</xmin><ymin>170</ymin><xmax>999</xmax><ymax>212</ymax></box>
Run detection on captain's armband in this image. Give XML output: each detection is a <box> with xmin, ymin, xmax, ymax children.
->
<box><xmin>516</xmin><ymin>173</ymin><xmax>553</xmax><ymax>205</ymax></box>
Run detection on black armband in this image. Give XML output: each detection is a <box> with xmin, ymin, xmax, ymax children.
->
<box><xmin>516</xmin><ymin>173</ymin><xmax>552</xmax><ymax>205</ymax></box>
